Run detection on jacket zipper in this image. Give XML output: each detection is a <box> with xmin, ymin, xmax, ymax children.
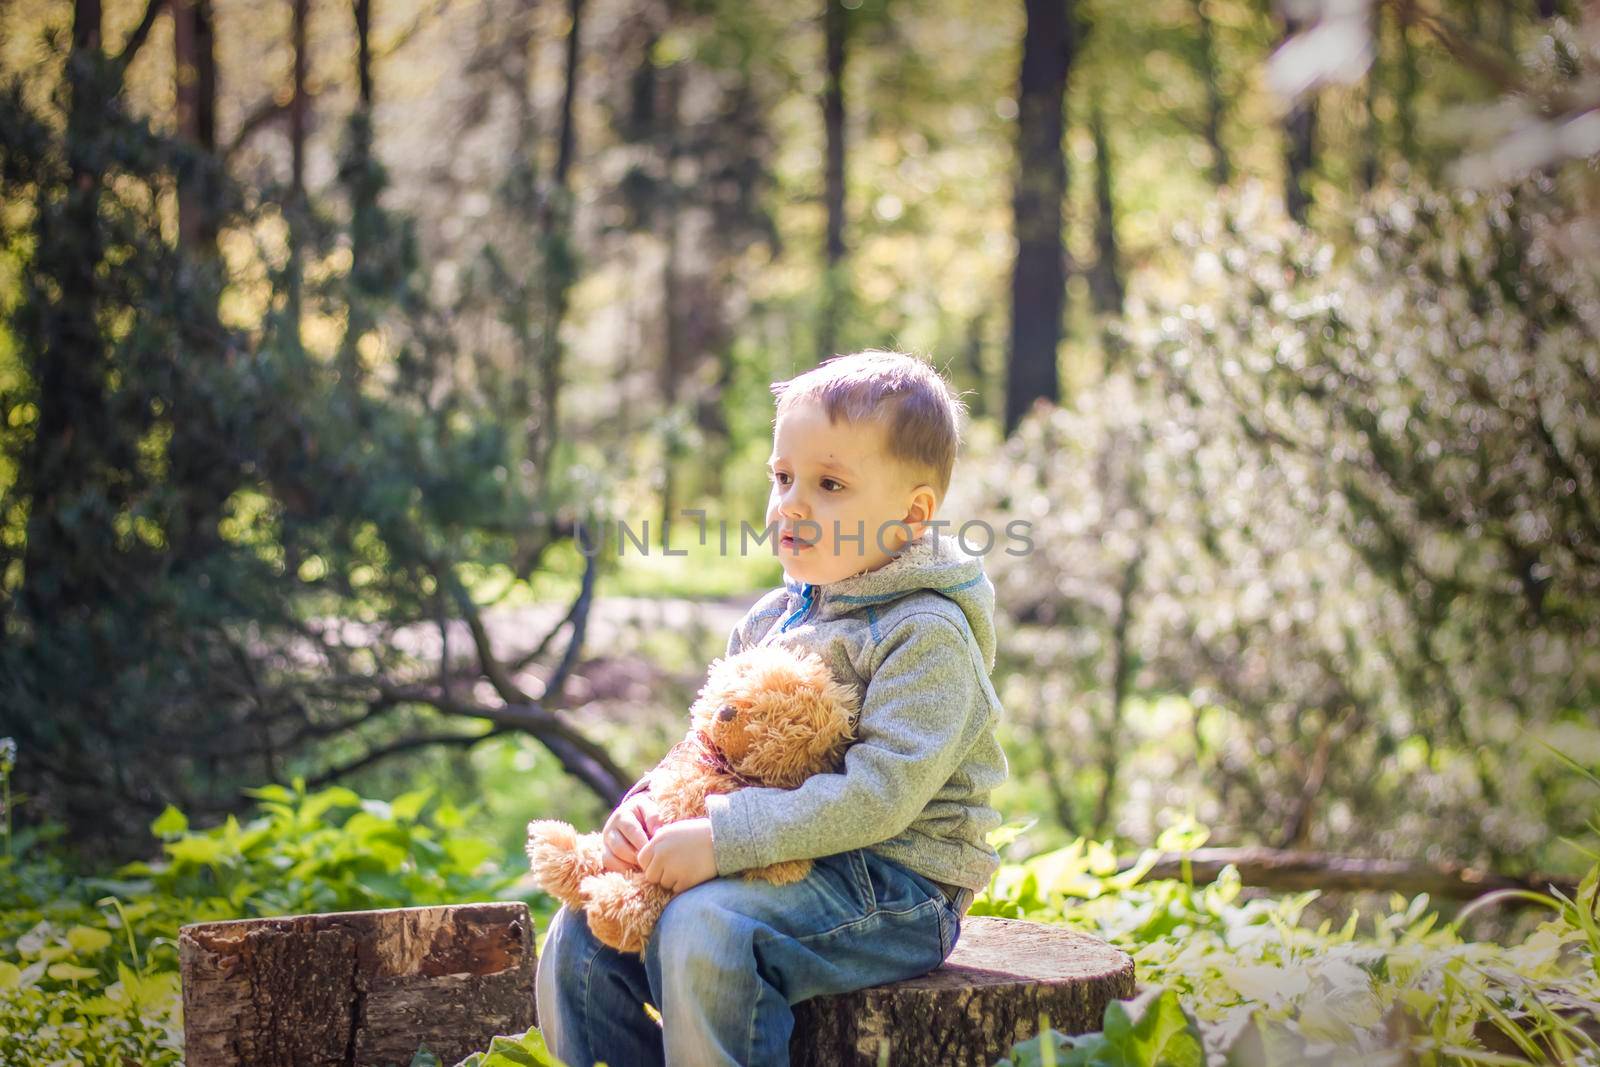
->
<box><xmin>778</xmin><ymin>582</ymin><xmax>816</xmax><ymax>633</ymax></box>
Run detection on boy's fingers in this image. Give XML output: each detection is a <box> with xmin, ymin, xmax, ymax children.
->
<box><xmin>616</xmin><ymin>816</ymin><xmax>648</xmax><ymax>853</ymax></box>
<box><xmin>599</xmin><ymin>845</ymin><xmax>628</xmax><ymax>873</ymax></box>
<box><xmin>628</xmin><ymin>801</ymin><xmax>659</xmax><ymax>838</ymax></box>
<box><xmin>601</xmin><ymin>823</ymin><xmax>635</xmax><ymax>862</ymax></box>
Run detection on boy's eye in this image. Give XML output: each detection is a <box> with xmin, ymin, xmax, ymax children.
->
<box><xmin>770</xmin><ymin>471</ymin><xmax>791</xmax><ymax>486</ymax></box>
<box><xmin>821</xmin><ymin>478</ymin><xmax>844</xmax><ymax>492</ymax></box>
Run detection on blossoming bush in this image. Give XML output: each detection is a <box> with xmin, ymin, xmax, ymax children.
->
<box><xmin>980</xmin><ymin>175</ymin><xmax>1600</xmax><ymax>871</ymax></box>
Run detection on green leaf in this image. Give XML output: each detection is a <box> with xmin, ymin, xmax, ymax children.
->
<box><xmin>1154</xmin><ymin>815</ymin><xmax>1210</xmax><ymax>854</ymax></box>
<box><xmin>242</xmin><ymin>783</ymin><xmax>295</xmax><ymax>803</ymax></box>
<box><xmin>444</xmin><ymin>838</ymin><xmax>495</xmax><ymax>871</ymax></box>
<box><xmin>392</xmin><ymin>788</ymin><xmax>435</xmax><ymax>822</ymax></box>
<box><xmin>987</xmin><ymin>818</ymin><xmax>1039</xmax><ymax>852</ymax></box>
<box><xmin>1100</xmin><ymin>986</ymin><xmax>1205</xmax><ymax>1067</ymax></box>
<box><xmin>1222</xmin><ymin>1011</ymin><xmax>1345</xmax><ymax>1067</ymax></box>
<box><xmin>449</xmin><ymin>1027</ymin><xmax>569</xmax><ymax>1066</ymax></box>
<box><xmin>150</xmin><ymin>804</ymin><xmax>188</xmax><ymax>838</ymax></box>
<box><xmin>65</xmin><ymin>925</ymin><xmax>113</xmax><ymax>955</ymax></box>
<box><xmin>301</xmin><ymin>785</ymin><xmax>363</xmax><ymax>823</ymax></box>
<box><xmin>165</xmin><ymin>835</ymin><xmax>229</xmax><ymax>867</ymax></box>
<box><xmin>46</xmin><ymin>962</ymin><xmax>100</xmax><ymax>981</ymax></box>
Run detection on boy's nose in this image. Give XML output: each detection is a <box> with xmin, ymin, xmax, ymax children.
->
<box><xmin>779</xmin><ymin>486</ymin><xmax>809</xmax><ymax>515</ymax></box>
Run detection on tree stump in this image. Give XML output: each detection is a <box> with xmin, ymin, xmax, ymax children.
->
<box><xmin>790</xmin><ymin>915</ymin><xmax>1136</xmax><ymax>1067</ymax></box>
<box><xmin>178</xmin><ymin>905</ymin><xmax>1132</xmax><ymax>1067</ymax></box>
<box><xmin>178</xmin><ymin>901</ymin><xmax>536</xmax><ymax>1067</ymax></box>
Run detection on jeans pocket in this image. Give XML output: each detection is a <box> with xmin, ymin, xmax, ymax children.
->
<box><xmin>940</xmin><ymin>899</ymin><xmax>961</xmax><ymax>958</ymax></box>
<box><xmin>846</xmin><ymin>848</ymin><xmax>876</xmax><ymax>910</ymax></box>
<box><xmin>809</xmin><ymin>850</ymin><xmax>874</xmax><ymax>921</ymax></box>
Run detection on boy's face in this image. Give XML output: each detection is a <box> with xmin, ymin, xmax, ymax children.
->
<box><xmin>765</xmin><ymin>398</ymin><xmax>937</xmax><ymax>585</ymax></box>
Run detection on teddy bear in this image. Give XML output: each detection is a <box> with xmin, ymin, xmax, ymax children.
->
<box><xmin>525</xmin><ymin>643</ymin><xmax>861</xmax><ymax>955</ymax></box>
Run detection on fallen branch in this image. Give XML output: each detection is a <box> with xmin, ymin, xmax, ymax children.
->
<box><xmin>1122</xmin><ymin>846</ymin><xmax>1580</xmax><ymax>901</ymax></box>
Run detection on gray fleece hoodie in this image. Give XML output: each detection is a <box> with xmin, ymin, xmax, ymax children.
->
<box><xmin>624</xmin><ymin>530</ymin><xmax>1008</xmax><ymax>913</ymax></box>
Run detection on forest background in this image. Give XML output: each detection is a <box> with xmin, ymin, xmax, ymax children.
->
<box><xmin>2</xmin><ymin>0</ymin><xmax>1600</xmax><ymax>1063</ymax></box>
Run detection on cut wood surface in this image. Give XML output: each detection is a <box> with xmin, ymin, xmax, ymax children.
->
<box><xmin>178</xmin><ymin>901</ymin><xmax>535</xmax><ymax>1067</ymax></box>
<box><xmin>1127</xmin><ymin>846</ymin><xmax>1580</xmax><ymax>902</ymax></box>
<box><xmin>178</xmin><ymin>903</ymin><xmax>1135</xmax><ymax>1067</ymax></box>
<box><xmin>791</xmin><ymin>915</ymin><xmax>1136</xmax><ymax>1067</ymax></box>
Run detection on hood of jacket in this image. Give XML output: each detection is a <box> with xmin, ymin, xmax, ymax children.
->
<box><xmin>781</xmin><ymin>530</ymin><xmax>998</xmax><ymax>673</ymax></box>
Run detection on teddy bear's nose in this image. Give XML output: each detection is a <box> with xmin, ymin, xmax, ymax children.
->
<box><xmin>717</xmin><ymin>704</ymin><xmax>737</xmax><ymax>721</ymax></box>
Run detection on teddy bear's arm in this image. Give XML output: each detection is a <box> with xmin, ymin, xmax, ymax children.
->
<box><xmin>740</xmin><ymin>857</ymin><xmax>813</xmax><ymax>886</ymax></box>
<box><xmin>647</xmin><ymin>745</ymin><xmax>744</xmax><ymax>822</ymax></box>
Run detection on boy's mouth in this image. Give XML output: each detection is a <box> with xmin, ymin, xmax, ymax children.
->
<box><xmin>780</xmin><ymin>530</ymin><xmax>814</xmax><ymax>552</ymax></box>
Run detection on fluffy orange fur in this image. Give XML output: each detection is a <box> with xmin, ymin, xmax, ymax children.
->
<box><xmin>525</xmin><ymin>644</ymin><xmax>860</xmax><ymax>956</ymax></box>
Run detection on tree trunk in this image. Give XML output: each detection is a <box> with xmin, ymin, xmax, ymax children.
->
<box><xmin>529</xmin><ymin>0</ymin><xmax>584</xmax><ymax>502</ymax></box>
<box><xmin>963</xmin><ymin>313</ymin><xmax>988</xmax><ymax>421</ymax></box>
<box><xmin>553</xmin><ymin>0</ymin><xmax>582</xmax><ymax>188</ymax></box>
<box><xmin>1005</xmin><ymin>0</ymin><xmax>1073</xmax><ymax>434</ymax></box>
<box><xmin>661</xmin><ymin>181</ymin><xmax>684</xmax><ymax>536</ymax></box>
<box><xmin>174</xmin><ymin>0</ymin><xmax>219</xmax><ymax>253</ymax></box>
<box><xmin>1193</xmin><ymin>0</ymin><xmax>1230</xmax><ymax>187</ymax></box>
<box><xmin>171</xmin><ymin>0</ymin><xmax>236</xmax><ymax>561</ymax></box>
<box><xmin>1092</xmin><ymin>545</ymin><xmax>1142</xmax><ymax>835</ymax></box>
<box><xmin>1397</xmin><ymin>0</ymin><xmax>1418</xmax><ymax>163</ymax></box>
<box><xmin>820</xmin><ymin>0</ymin><xmax>849</xmax><ymax>362</ymax></box>
<box><xmin>1280</xmin><ymin>11</ymin><xmax>1318</xmax><ymax>224</ymax></box>
<box><xmin>791</xmin><ymin>917</ymin><xmax>1135</xmax><ymax>1066</ymax></box>
<box><xmin>179</xmin><ymin>903</ymin><xmax>537</xmax><ymax>1067</ymax></box>
<box><xmin>354</xmin><ymin>0</ymin><xmax>372</xmax><ymax>107</ymax></box>
<box><xmin>19</xmin><ymin>0</ymin><xmax>113</xmax><ymax>623</ymax></box>
<box><xmin>1086</xmin><ymin>89</ymin><xmax>1123</xmax><ymax>317</ymax></box>
<box><xmin>1360</xmin><ymin>3</ymin><xmax>1381</xmax><ymax>191</ymax></box>
<box><xmin>488</xmin><ymin>0</ymin><xmax>540</xmax><ymax>436</ymax></box>
<box><xmin>286</xmin><ymin>0</ymin><xmax>310</xmax><ymax>337</ymax></box>
<box><xmin>339</xmin><ymin>0</ymin><xmax>375</xmax><ymax>390</ymax></box>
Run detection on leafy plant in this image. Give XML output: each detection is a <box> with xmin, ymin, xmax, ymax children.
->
<box><xmin>981</xmin><ymin>812</ymin><xmax>1600</xmax><ymax>1066</ymax></box>
<box><xmin>405</xmin><ymin>1026</ymin><xmax>580</xmax><ymax>1067</ymax></box>
<box><xmin>0</xmin><ymin>762</ymin><xmax>526</xmax><ymax>1067</ymax></box>
<box><xmin>995</xmin><ymin>987</ymin><xmax>1206</xmax><ymax>1067</ymax></box>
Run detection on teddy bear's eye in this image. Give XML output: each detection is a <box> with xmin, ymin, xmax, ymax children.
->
<box><xmin>717</xmin><ymin>704</ymin><xmax>737</xmax><ymax>722</ymax></box>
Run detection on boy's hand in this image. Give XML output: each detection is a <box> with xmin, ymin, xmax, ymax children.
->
<box><xmin>637</xmin><ymin>817</ymin><xmax>716</xmax><ymax>893</ymax></box>
<box><xmin>600</xmin><ymin>793</ymin><xmax>662</xmax><ymax>873</ymax></box>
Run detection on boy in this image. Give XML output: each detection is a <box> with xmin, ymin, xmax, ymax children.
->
<box><xmin>535</xmin><ymin>350</ymin><xmax>1008</xmax><ymax>1066</ymax></box>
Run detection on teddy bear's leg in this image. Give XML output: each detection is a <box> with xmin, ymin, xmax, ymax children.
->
<box><xmin>740</xmin><ymin>857</ymin><xmax>813</xmax><ymax>887</ymax></box>
<box><xmin>526</xmin><ymin>821</ymin><xmax>607</xmax><ymax>912</ymax></box>
<box><xmin>580</xmin><ymin>871</ymin><xmax>675</xmax><ymax>957</ymax></box>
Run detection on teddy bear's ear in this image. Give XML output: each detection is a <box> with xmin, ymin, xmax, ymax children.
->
<box><xmin>689</xmin><ymin>653</ymin><xmax>746</xmax><ymax>731</ymax></box>
<box><xmin>709</xmin><ymin>648</ymin><xmax>853</xmax><ymax>786</ymax></box>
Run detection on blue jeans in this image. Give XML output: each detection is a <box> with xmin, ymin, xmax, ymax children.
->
<box><xmin>534</xmin><ymin>848</ymin><xmax>964</xmax><ymax>1067</ymax></box>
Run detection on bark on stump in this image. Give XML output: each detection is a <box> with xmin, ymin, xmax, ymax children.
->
<box><xmin>791</xmin><ymin>915</ymin><xmax>1136</xmax><ymax>1066</ymax></box>
<box><xmin>178</xmin><ymin>901</ymin><xmax>536</xmax><ymax>1067</ymax></box>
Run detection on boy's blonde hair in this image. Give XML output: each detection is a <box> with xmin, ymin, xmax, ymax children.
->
<box><xmin>770</xmin><ymin>349</ymin><xmax>967</xmax><ymax>504</ymax></box>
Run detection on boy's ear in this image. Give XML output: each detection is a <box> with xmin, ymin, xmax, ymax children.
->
<box><xmin>903</xmin><ymin>483</ymin><xmax>938</xmax><ymax>528</ymax></box>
